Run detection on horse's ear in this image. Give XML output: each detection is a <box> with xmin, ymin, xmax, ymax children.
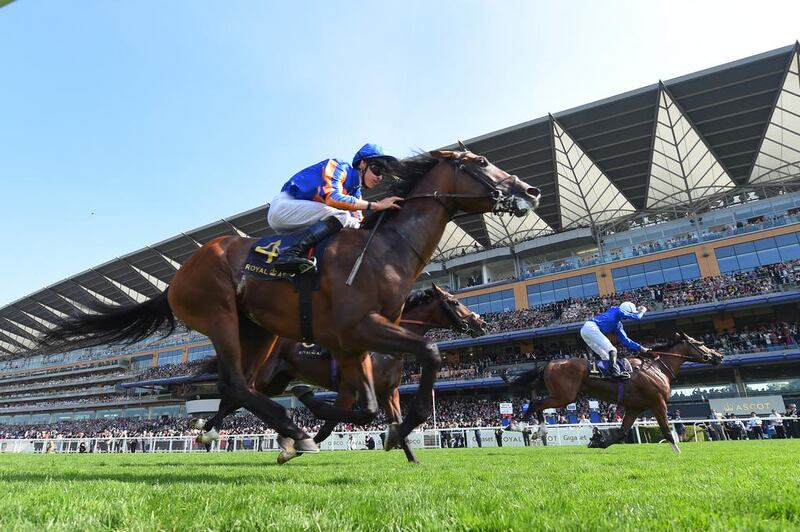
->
<box><xmin>431</xmin><ymin>282</ymin><xmax>441</xmax><ymax>292</ymax></box>
<box><xmin>431</xmin><ymin>149</ymin><xmax>458</xmax><ymax>159</ymax></box>
<box><xmin>457</xmin><ymin>139</ymin><xmax>470</xmax><ymax>153</ymax></box>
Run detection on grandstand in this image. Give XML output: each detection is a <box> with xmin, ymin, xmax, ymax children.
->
<box><xmin>1</xmin><ymin>43</ymin><xmax>800</xmax><ymax>435</ymax></box>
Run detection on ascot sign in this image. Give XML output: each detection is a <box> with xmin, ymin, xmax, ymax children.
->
<box><xmin>709</xmin><ymin>395</ymin><xmax>785</xmax><ymax>415</ymax></box>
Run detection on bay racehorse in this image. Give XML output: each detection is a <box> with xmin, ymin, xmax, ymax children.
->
<box><xmin>193</xmin><ymin>284</ymin><xmax>486</xmax><ymax>464</ymax></box>
<box><xmin>34</xmin><ymin>150</ymin><xmax>540</xmax><ymax>454</ymax></box>
<box><xmin>507</xmin><ymin>332</ymin><xmax>723</xmax><ymax>453</ymax></box>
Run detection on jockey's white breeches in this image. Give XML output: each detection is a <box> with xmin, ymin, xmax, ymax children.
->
<box><xmin>267</xmin><ymin>192</ymin><xmax>361</xmax><ymax>233</ymax></box>
<box><xmin>580</xmin><ymin>321</ymin><xmax>615</xmax><ymax>360</ymax></box>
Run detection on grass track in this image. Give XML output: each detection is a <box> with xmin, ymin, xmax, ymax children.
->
<box><xmin>0</xmin><ymin>440</ymin><xmax>797</xmax><ymax>531</ymax></box>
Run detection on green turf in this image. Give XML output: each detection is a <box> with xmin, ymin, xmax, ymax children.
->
<box><xmin>0</xmin><ymin>440</ymin><xmax>797</xmax><ymax>531</ymax></box>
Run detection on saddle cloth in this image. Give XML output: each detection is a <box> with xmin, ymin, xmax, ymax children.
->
<box><xmin>241</xmin><ymin>233</ymin><xmax>328</xmax><ymax>281</ymax></box>
<box><xmin>589</xmin><ymin>358</ymin><xmax>633</xmax><ymax>378</ymax></box>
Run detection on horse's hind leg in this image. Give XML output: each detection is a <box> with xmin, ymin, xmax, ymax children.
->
<box><xmin>212</xmin><ymin>316</ymin><xmax>313</xmax><ymax>445</ymax></box>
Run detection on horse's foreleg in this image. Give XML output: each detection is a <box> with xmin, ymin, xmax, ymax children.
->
<box><xmin>386</xmin><ymin>389</ymin><xmax>418</xmax><ymax>463</ymax></box>
<box><xmin>653</xmin><ymin>400</ymin><xmax>680</xmax><ymax>454</ymax></box>
<box><xmin>312</xmin><ymin>393</ymin><xmax>356</xmax><ymax>444</ymax></box>
<box><xmin>203</xmin><ymin>395</ymin><xmax>241</xmax><ymax>432</ymax></box>
<box><xmin>294</xmin><ymin>359</ymin><xmax>377</xmax><ymax>425</ymax></box>
<box><xmin>596</xmin><ymin>410</ymin><xmax>640</xmax><ymax>449</ymax></box>
<box><xmin>345</xmin><ymin>315</ymin><xmax>439</xmax><ymax>448</ymax></box>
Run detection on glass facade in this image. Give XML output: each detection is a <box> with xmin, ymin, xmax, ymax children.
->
<box><xmin>612</xmin><ymin>254</ymin><xmax>700</xmax><ymax>291</ymax></box>
<box><xmin>156</xmin><ymin>349</ymin><xmax>183</xmax><ymax>367</ymax></box>
<box><xmin>460</xmin><ymin>289</ymin><xmax>515</xmax><ymax>315</ymax></box>
<box><xmin>131</xmin><ymin>355</ymin><xmax>153</xmax><ymax>371</ymax></box>
<box><xmin>715</xmin><ymin>232</ymin><xmax>800</xmax><ymax>273</ymax></box>
<box><xmin>526</xmin><ymin>273</ymin><xmax>599</xmax><ymax>307</ymax></box>
<box><xmin>187</xmin><ymin>344</ymin><xmax>215</xmax><ymax>362</ymax></box>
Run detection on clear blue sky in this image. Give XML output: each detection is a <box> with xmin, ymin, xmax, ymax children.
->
<box><xmin>1</xmin><ymin>1</ymin><xmax>798</xmax><ymax>306</ymax></box>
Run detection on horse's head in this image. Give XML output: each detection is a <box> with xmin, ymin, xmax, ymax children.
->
<box><xmin>428</xmin><ymin>149</ymin><xmax>541</xmax><ymax>217</ymax></box>
<box><xmin>675</xmin><ymin>331</ymin><xmax>724</xmax><ymax>365</ymax></box>
<box><xmin>430</xmin><ymin>283</ymin><xmax>487</xmax><ymax>338</ymax></box>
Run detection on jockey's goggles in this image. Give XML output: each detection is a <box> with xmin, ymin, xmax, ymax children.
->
<box><xmin>367</xmin><ymin>163</ymin><xmax>383</xmax><ymax>177</ymax></box>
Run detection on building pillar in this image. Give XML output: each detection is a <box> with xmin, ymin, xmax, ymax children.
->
<box><xmin>695</xmin><ymin>247</ymin><xmax>720</xmax><ymax>278</ymax></box>
<box><xmin>513</xmin><ymin>283</ymin><xmax>528</xmax><ymax>310</ymax></box>
<box><xmin>733</xmin><ymin>368</ymin><xmax>746</xmax><ymax>397</ymax></box>
<box><xmin>712</xmin><ymin>313</ymin><xmax>735</xmax><ymax>333</ymax></box>
<box><xmin>481</xmin><ymin>263</ymin><xmax>490</xmax><ymax>284</ymax></box>
<box><xmin>595</xmin><ymin>268</ymin><xmax>615</xmax><ymax>296</ymax></box>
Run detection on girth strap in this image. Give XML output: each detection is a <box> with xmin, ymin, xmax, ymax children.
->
<box><xmin>295</xmin><ymin>273</ymin><xmax>315</xmax><ymax>343</ymax></box>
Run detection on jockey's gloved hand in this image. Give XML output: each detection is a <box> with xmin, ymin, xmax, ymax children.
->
<box><xmin>640</xmin><ymin>346</ymin><xmax>652</xmax><ymax>354</ymax></box>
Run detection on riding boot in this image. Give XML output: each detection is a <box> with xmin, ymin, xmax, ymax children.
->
<box><xmin>272</xmin><ymin>217</ymin><xmax>343</xmax><ymax>274</ymax></box>
<box><xmin>608</xmin><ymin>350</ymin><xmax>630</xmax><ymax>380</ymax></box>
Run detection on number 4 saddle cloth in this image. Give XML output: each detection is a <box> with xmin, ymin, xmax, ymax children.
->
<box><xmin>240</xmin><ymin>233</ymin><xmax>331</xmax><ymax>281</ymax></box>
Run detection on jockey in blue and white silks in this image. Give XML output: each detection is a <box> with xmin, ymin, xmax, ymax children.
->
<box><xmin>580</xmin><ymin>301</ymin><xmax>650</xmax><ymax>379</ymax></box>
<box><xmin>267</xmin><ymin>143</ymin><xmax>403</xmax><ymax>274</ymax></box>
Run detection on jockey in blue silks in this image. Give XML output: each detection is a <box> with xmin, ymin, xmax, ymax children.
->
<box><xmin>580</xmin><ymin>301</ymin><xmax>651</xmax><ymax>379</ymax></box>
<box><xmin>267</xmin><ymin>143</ymin><xmax>403</xmax><ymax>274</ymax></box>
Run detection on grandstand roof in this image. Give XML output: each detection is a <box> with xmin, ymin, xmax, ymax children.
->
<box><xmin>2</xmin><ymin>43</ymin><xmax>800</xmax><ymax>357</ymax></box>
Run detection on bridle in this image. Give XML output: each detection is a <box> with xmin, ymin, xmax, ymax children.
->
<box><xmin>645</xmin><ymin>339</ymin><xmax>716</xmax><ymax>379</ymax></box>
<box><xmin>399</xmin><ymin>295</ymin><xmax>477</xmax><ymax>335</ymax></box>
<box><xmin>402</xmin><ymin>154</ymin><xmax>524</xmax><ymax>220</ymax></box>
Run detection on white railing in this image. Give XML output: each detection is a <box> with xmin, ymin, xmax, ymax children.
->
<box><xmin>1</xmin><ymin>417</ymin><xmax>796</xmax><ymax>453</ymax></box>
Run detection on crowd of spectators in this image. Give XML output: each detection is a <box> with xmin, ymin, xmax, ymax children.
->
<box><xmin>517</xmin><ymin>212</ymin><xmax>800</xmax><ymax>281</ymax></box>
<box><xmin>2</xmin><ymin>393</ymin><xmax>799</xmax><ymax>445</ymax></box>
<box><xmin>428</xmin><ymin>260</ymin><xmax>800</xmax><ymax>343</ymax></box>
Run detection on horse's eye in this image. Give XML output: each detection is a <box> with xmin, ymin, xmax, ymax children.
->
<box><xmin>478</xmin><ymin>157</ymin><xmax>488</xmax><ymax>167</ymax></box>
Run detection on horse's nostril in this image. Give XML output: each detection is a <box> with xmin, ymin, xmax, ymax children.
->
<box><xmin>526</xmin><ymin>187</ymin><xmax>540</xmax><ymax>198</ymax></box>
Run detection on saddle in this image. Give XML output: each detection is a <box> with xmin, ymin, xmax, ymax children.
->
<box><xmin>240</xmin><ymin>235</ymin><xmax>330</xmax><ymax>344</ymax></box>
<box><xmin>588</xmin><ymin>358</ymin><xmax>633</xmax><ymax>379</ymax></box>
<box><xmin>241</xmin><ymin>234</ymin><xmax>328</xmax><ymax>281</ymax></box>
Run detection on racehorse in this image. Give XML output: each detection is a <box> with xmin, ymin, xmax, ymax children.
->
<box><xmin>506</xmin><ymin>332</ymin><xmax>723</xmax><ymax>453</ymax></box>
<box><xmin>34</xmin><ymin>150</ymin><xmax>540</xmax><ymax>454</ymax></box>
<box><xmin>192</xmin><ymin>284</ymin><xmax>486</xmax><ymax>464</ymax></box>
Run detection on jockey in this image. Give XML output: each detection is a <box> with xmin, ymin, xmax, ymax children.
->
<box><xmin>268</xmin><ymin>143</ymin><xmax>404</xmax><ymax>274</ymax></box>
<box><xmin>580</xmin><ymin>301</ymin><xmax>650</xmax><ymax>379</ymax></box>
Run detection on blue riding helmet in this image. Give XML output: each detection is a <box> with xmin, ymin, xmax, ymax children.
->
<box><xmin>352</xmin><ymin>143</ymin><xmax>397</xmax><ymax>167</ymax></box>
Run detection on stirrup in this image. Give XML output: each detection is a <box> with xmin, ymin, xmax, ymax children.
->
<box><xmin>272</xmin><ymin>256</ymin><xmax>317</xmax><ymax>274</ymax></box>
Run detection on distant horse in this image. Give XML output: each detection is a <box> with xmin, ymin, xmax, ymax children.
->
<box><xmin>193</xmin><ymin>284</ymin><xmax>486</xmax><ymax>464</ymax></box>
<box><xmin>507</xmin><ymin>332</ymin><xmax>723</xmax><ymax>453</ymax></box>
<box><xmin>35</xmin><ymin>150</ymin><xmax>540</xmax><ymax>454</ymax></box>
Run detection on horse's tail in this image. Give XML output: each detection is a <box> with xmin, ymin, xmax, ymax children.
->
<box><xmin>505</xmin><ymin>363</ymin><xmax>547</xmax><ymax>396</ymax></box>
<box><xmin>34</xmin><ymin>289</ymin><xmax>176</xmax><ymax>354</ymax></box>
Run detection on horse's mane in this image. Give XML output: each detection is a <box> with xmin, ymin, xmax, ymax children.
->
<box><xmin>650</xmin><ymin>335</ymin><xmax>685</xmax><ymax>352</ymax></box>
<box><xmin>361</xmin><ymin>152</ymin><xmax>441</xmax><ymax>230</ymax></box>
<box><xmin>404</xmin><ymin>288</ymin><xmax>436</xmax><ymax>311</ymax></box>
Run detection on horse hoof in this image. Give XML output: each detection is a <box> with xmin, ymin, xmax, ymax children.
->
<box><xmin>277</xmin><ymin>449</ymin><xmax>297</xmax><ymax>465</ymax></box>
<box><xmin>198</xmin><ymin>428</ymin><xmax>219</xmax><ymax>445</ymax></box>
<box><xmin>294</xmin><ymin>438</ymin><xmax>319</xmax><ymax>454</ymax></box>
<box><xmin>384</xmin><ymin>423</ymin><xmax>401</xmax><ymax>451</ymax></box>
<box><xmin>277</xmin><ymin>436</ymin><xmax>295</xmax><ymax>452</ymax></box>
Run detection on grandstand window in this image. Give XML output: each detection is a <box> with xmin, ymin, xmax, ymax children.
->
<box><xmin>73</xmin><ymin>411</ymin><xmax>94</xmax><ymax>420</ymax></box>
<box><xmin>187</xmin><ymin>344</ymin><xmax>215</xmax><ymax>362</ymax></box>
<box><xmin>123</xmin><ymin>408</ymin><xmax>147</xmax><ymax>419</ymax></box>
<box><xmin>30</xmin><ymin>413</ymin><xmax>50</xmax><ymax>424</ymax></box>
<box><xmin>131</xmin><ymin>355</ymin><xmax>153</xmax><ymax>371</ymax></box>
<box><xmin>527</xmin><ymin>273</ymin><xmax>598</xmax><ymax>307</ymax></box>
<box><xmin>715</xmin><ymin>231</ymin><xmax>800</xmax><ymax>273</ymax></box>
<box><xmin>156</xmin><ymin>349</ymin><xmax>183</xmax><ymax>367</ymax></box>
<box><xmin>612</xmin><ymin>254</ymin><xmax>699</xmax><ymax>291</ymax></box>
<box><xmin>460</xmin><ymin>289</ymin><xmax>515</xmax><ymax>314</ymax></box>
